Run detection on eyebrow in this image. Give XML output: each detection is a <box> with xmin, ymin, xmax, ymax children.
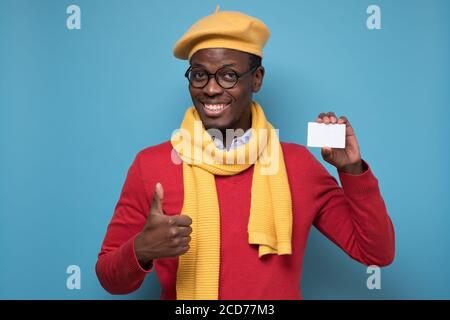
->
<box><xmin>191</xmin><ymin>62</ymin><xmax>237</xmax><ymax>68</ymax></box>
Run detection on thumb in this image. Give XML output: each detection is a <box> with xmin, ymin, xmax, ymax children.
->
<box><xmin>321</xmin><ymin>147</ymin><xmax>333</xmax><ymax>159</ymax></box>
<box><xmin>150</xmin><ymin>182</ymin><xmax>165</xmax><ymax>215</ymax></box>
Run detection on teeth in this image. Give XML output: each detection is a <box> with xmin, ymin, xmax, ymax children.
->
<box><xmin>204</xmin><ymin>103</ymin><xmax>228</xmax><ymax>111</ymax></box>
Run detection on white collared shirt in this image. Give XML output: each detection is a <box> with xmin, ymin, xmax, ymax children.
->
<box><xmin>212</xmin><ymin>128</ymin><xmax>252</xmax><ymax>151</ymax></box>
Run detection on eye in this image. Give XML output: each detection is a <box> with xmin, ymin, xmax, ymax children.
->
<box><xmin>192</xmin><ymin>71</ymin><xmax>206</xmax><ymax>80</ymax></box>
<box><xmin>220</xmin><ymin>70</ymin><xmax>238</xmax><ymax>82</ymax></box>
<box><xmin>189</xmin><ymin>68</ymin><xmax>208</xmax><ymax>80</ymax></box>
<box><xmin>225</xmin><ymin>73</ymin><xmax>237</xmax><ymax>80</ymax></box>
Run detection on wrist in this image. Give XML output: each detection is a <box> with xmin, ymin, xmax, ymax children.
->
<box><xmin>338</xmin><ymin>160</ymin><xmax>364</xmax><ymax>175</ymax></box>
<box><xmin>134</xmin><ymin>232</ymin><xmax>154</xmax><ymax>268</ymax></box>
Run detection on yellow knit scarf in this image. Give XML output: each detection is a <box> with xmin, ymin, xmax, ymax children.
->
<box><xmin>170</xmin><ymin>100</ymin><xmax>292</xmax><ymax>300</ymax></box>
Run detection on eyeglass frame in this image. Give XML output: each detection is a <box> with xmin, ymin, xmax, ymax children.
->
<box><xmin>184</xmin><ymin>65</ymin><xmax>260</xmax><ymax>89</ymax></box>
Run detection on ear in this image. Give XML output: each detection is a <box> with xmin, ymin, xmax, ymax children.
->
<box><xmin>252</xmin><ymin>66</ymin><xmax>265</xmax><ymax>93</ymax></box>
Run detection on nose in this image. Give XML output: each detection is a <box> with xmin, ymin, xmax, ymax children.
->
<box><xmin>203</xmin><ymin>75</ymin><xmax>224</xmax><ymax>97</ymax></box>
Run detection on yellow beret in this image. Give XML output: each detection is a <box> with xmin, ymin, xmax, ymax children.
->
<box><xmin>173</xmin><ymin>6</ymin><xmax>270</xmax><ymax>60</ymax></box>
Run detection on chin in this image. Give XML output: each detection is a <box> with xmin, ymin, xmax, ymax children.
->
<box><xmin>203</xmin><ymin>119</ymin><xmax>232</xmax><ymax>131</ymax></box>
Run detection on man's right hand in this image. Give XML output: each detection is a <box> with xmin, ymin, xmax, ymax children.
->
<box><xmin>134</xmin><ymin>182</ymin><xmax>192</xmax><ymax>269</ymax></box>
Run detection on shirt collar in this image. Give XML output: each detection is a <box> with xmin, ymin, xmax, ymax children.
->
<box><xmin>212</xmin><ymin>128</ymin><xmax>252</xmax><ymax>151</ymax></box>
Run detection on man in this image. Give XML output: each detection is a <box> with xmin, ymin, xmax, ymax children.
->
<box><xmin>96</xmin><ymin>7</ymin><xmax>395</xmax><ymax>300</ymax></box>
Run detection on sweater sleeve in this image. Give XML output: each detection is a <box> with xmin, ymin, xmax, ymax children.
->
<box><xmin>95</xmin><ymin>153</ymin><xmax>154</xmax><ymax>294</ymax></box>
<box><xmin>310</xmin><ymin>155</ymin><xmax>395</xmax><ymax>267</ymax></box>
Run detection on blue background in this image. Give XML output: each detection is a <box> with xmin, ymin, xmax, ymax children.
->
<box><xmin>1</xmin><ymin>0</ymin><xmax>449</xmax><ymax>299</ymax></box>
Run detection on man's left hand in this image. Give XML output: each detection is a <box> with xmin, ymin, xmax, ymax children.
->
<box><xmin>316</xmin><ymin>111</ymin><xmax>364</xmax><ymax>175</ymax></box>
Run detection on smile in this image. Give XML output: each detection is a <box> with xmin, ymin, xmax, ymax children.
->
<box><xmin>202</xmin><ymin>103</ymin><xmax>231</xmax><ymax>116</ymax></box>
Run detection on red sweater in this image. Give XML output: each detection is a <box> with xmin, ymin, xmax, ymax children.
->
<box><xmin>96</xmin><ymin>141</ymin><xmax>395</xmax><ymax>299</ymax></box>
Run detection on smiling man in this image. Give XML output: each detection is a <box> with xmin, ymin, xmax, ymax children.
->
<box><xmin>96</xmin><ymin>7</ymin><xmax>395</xmax><ymax>300</ymax></box>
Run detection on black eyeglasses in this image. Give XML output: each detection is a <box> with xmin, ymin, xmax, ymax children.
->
<box><xmin>184</xmin><ymin>65</ymin><xmax>259</xmax><ymax>89</ymax></box>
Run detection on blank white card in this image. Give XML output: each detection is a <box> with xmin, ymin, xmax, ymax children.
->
<box><xmin>307</xmin><ymin>122</ymin><xmax>346</xmax><ymax>149</ymax></box>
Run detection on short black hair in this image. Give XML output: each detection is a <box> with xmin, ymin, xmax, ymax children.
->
<box><xmin>248</xmin><ymin>53</ymin><xmax>262</xmax><ymax>69</ymax></box>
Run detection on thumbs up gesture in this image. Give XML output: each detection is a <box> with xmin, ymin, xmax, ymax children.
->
<box><xmin>134</xmin><ymin>183</ymin><xmax>192</xmax><ymax>268</ymax></box>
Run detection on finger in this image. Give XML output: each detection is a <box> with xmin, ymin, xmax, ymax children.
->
<box><xmin>174</xmin><ymin>214</ymin><xmax>193</xmax><ymax>227</ymax></box>
<box><xmin>321</xmin><ymin>147</ymin><xmax>333</xmax><ymax>159</ymax></box>
<box><xmin>337</xmin><ymin>115</ymin><xmax>350</xmax><ymax>126</ymax></box>
<box><xmin>170</xmin><ymin>235</ymin><xmax>191</xmax><ymax>247</ymax></box>
<box><xmin>177</xmin><ymin>226</ymin><xmax>193</xmax><ymax>237</ymax></box>
<box><xmin>323</xmin><ymin>115</ymin><xmax>330</xmax><ymax>124</ymax></box>
<box><xmin>327</xmin><ymin>111</ymin><xmax>337</xmax><ymax>124</ymax></box>
<box><xmin>317</xmin><ymin>112</ymin><xmax>326</xmax><ymax>120</ymax></box>
<box><xmin>316</xmin><ymin>116</ymin><xmax>324</xmax><ymax>123</ymax></box>
<box><xmin>150</xmin><ymin>182</ymin><xmax>164</xmax><ymax>215</ymax></box>
<box><xmin>179</xmin><ymin>236</ymin><xmax>191</xmax><ymax>247</ymax></box>
<box><xmin>176</xmin><ymin>245</ymin><xmax>190</xmax><ymax>256</ymax></box>
<box><xmin>169</xmin><ymin>226</ymin><xmax>192</xmax><ymax>238</ymax></box>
